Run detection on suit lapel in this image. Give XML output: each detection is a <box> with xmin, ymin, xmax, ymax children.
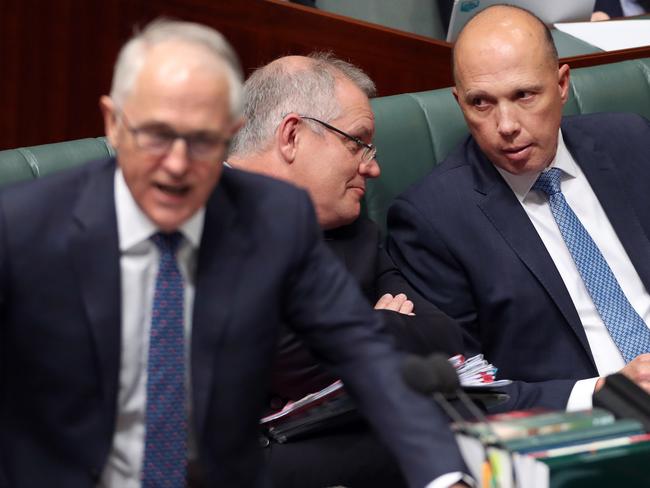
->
<box><xmin>563</xmin><ymin>121</ymin><xmax>650</xmax><ymax>292</ymax></box>
<box><xmin>68</xmin><ymin>159</ymin><xmax>122</xmax><ymax>409</ymax></box>
<box><xmin>191</xmin><ymin>170</ymin><xmax>253</xmax><ymax>436</ymax></box>
<box><xmin>471</xmin><ymin>145</ymin><xmax>595</xmax><ymax>365</ymax></box>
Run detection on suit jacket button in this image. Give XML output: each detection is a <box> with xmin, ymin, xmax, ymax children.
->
<box><xmin>259</xmin><ymin>435</ymin><xmax>271</xmax><ymax>448</ymax></box>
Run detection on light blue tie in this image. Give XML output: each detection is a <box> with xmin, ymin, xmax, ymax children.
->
<box><xmin>142</xmin><ymin>232</ymin><xmax>187</xmax><ymax>487</ymax></box>
<box><xmin>533</xmin><ymin>168</ymin><xmax>650</xmax><ymax>363</ymax></box>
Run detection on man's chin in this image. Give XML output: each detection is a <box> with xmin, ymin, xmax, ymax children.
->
<box><xmin>146</xmin><ymin>208</ymin><xmax>194</xmax><ymax>233</ymax></box>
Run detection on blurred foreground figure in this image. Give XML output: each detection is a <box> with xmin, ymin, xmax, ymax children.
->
<box><xmin>0</xmin><ymin>19</ymin><xmax>467</xmax><ymax>488</ymax></box>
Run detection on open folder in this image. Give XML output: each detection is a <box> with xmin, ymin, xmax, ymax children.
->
<box><xmin>261</xmin><ymin>355</ymin><xmax>511</xmax><ymax>443</ymax></box>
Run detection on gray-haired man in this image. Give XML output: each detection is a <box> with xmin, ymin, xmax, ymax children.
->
<box><xmin>228</xmin><ymin>53</ymin><xmax>468</xmax><ymax>488</ymax></box>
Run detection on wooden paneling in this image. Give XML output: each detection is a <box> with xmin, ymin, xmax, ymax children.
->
<box><xmin>2</xmin><ymin>0</ymin><xmax>649</xmax><ymax>149</ymax></box>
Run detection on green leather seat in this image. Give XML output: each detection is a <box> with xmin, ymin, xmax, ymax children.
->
<box><xmin>0</xmin><ymin>137</ymin><xmax>114</xmax><ymax>187</ymax></box>
<box><xmin>0</xmin><ymin>58</ymin><xmax>649</xmax><ymax>236</ymax></box>
<box><xmin>316</xmin><ymin>0</ymin><xmax>446</xmax><ymax>39</ymax></box>
<box><xmin>367</xmin><ymin>57</ymin><xmax>650</xmax><ymax>235</ymax></box>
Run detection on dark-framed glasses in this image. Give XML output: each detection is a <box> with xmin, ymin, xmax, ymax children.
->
<box><xmin>299</xmin><ymin>115</ymin><xmax>377</xmax><ymax>162</ymax></box>
<box><xmin>119</xmin><ymin>112</ymin><xmax>230</xmax><ymax>161</ymax></box>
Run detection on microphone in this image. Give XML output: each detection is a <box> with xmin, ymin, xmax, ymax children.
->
<box><xmin>401</xmin><ymin>353</ymin><xmax>500</xmax><ymax>445</ymax></box>
<box><xmin>401</xmin><ymin>353</ymin><xmax>467</xmax><ymax>426</ymax></box>
<box><xmin>402</xmin><ymin>353</ymin><xmax>516</xmax><ymax>487</ymax></box>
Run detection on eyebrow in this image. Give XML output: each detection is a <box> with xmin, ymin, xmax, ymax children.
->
<box><xmin>462</xmin><ymin>90</ymin><xmax>491</xmax><ymax>102</ymax></box>
<box><xmin>348</xmin><ymin>126</ymin><xmax>373</xmax><ymax>141</ymax></box>
<box><xmin>463</xmin><ymin>84</ymin><xmax>545</xmax><ymax>101</ymax></box>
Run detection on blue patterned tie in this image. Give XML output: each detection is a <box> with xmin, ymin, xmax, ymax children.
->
<box><xmin>142</xmin><ymin>232</ymin><xmax>187</xmax><ymax>487</ymax></box>
<box><xmin>533</xmin><ymin>168</ymin><xmax>650</xmax><ymax>363</ymax></box>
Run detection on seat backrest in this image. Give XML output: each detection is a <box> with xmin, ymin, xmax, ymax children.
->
<box><xmin>1</xmin><ymin>58</ymin><xmax>649</xmax><ymax>231</ymax></box>
<box><xmin>0</xmin><ymin>137</ymin><xmax>114</xmax><ymax>188</ymax></box>
<box><xmin>366</xmin><ymin>57</ymin><xmax>650</xmax><ymax>235</ymax></box>
<box><xmin>316</xmin><ymin>0</ymin><xmax>446</xmax><ymax>39</ymax></box>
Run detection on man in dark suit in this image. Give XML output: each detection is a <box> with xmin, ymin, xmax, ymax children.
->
<box><xmin>388</xmin><ymin>5</ymin><xmax>650</xmax><ymax>413</ymax></box>
<box><xmin>0</xmin><ymin>19</ymin><xmax>468</xmax><ymax>488</ymax></box>
<box><xmin>592</xmin><ymin>0</ymin><xmax>649</xmax><ymax>20</ymax></box>
<box><xmin>228</xmin><ymin>53</ymin><xmax>465</xmax><ymax>487</ymax></box>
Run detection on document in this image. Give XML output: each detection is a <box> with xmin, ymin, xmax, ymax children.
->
<box><xmin>554</xmin><ymin>20</ymin><xmax>650</xmax><ymax>51</ymax></box>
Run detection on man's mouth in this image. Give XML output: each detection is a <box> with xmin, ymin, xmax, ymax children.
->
<box><xmin>348</xmin><ymin>186</ymin><xmax>365</xmax><ymax>197</ymax></box>
<box><xmin>501</xmin><ymin>144</ymin><xmax>532</xmax><ymax>160</ymax></box>
<box><xmin>155</xmin><ymin>182</ymin><xmax>191</xmax><ymax>197</ymax></box>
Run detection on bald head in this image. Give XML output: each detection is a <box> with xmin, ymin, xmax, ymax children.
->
<box><xmin>453</xmin><ymin>5</ymin><xmax>558</xmax><ymax>83</ymax></box>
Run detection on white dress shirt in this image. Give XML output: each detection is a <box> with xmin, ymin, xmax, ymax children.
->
<box><xmin>98</xmin><ymin>169</ymin><xmax>204</xmax><ymax>487</ymax></box>
<box><xmin>497</xmin><ymin>130</ymin><xmax>650</xmax><ymax>410</ymax></box>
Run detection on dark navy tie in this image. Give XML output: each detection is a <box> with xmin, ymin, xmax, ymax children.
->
<box><xmin>142</xmin><ymin>231</ymin><xmax>187</xmax><ymax>487</ymax></box>
<box><xmin>533</xmin><ymin>168</ymin><xmax>650</xmax><ymax>363</ymax></box>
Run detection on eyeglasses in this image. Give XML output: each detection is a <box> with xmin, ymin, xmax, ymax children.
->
<box><xmin>119</xmin><ymin>112</ymin><xmax>230</xmax><ymax>161</ymax></box>
<box><xmin>299</xmin><ymin>115</ymin><xmax>377</xmax><ymax>162</ymax></box>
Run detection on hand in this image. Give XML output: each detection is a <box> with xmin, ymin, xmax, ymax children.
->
<box><xmin>590</xmin><ymin>11</ymin><xmax>611</xmax><ymax>21</ymax></box>
<box><xmin>374</xmin><ymin>293</ymin><xmax>415</xmax><ymax>316</ymax></box>
<box><xmin>596</xmin><ymin>353</ymin><xmax>650</xmax><ymax>393</ymax></box>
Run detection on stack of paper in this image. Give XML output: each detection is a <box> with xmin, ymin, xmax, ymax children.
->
<box><xmin>260</xmin><ymin>380</ymin><xmax>344</xmax><ymax>424</ymax></box>
<box><xmin>449</xmin><ymin>354</ymin><xmax>512</xmax><ymax>388</ymax></box>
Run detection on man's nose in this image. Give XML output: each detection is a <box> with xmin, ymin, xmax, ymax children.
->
<box><xmin>496</xmin><ymin>104</ymin><xmax>521</xmax><ymax>137</ymax></box>
<box><xmin>162</xmin><ymin>138</ymin><xmax>192</xmax><ymax>174</ymax></box>
<box><xmin>359</xmin><ymin>157</ymin><xmax>380</xmax><ymax>179</ymax></box>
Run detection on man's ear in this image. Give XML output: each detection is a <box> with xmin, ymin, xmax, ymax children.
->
<box><xmin>558</xmin><ymin>64</ymin><xmax>571</xmax><ymax>106</ymax></box>
<box><xmin>277</xmin><ymin>113</ymin><xmax>302</xmax><ymax>164</ymax></box>
<box><xmin>99</xmin><ymin>96</ymin><xmax>120</xmax><ymax>148</ymax></box>
<box><xmin>452</xmin><ymin>86</ymin><xmax>460</xmax><ymax>105</ymax></box>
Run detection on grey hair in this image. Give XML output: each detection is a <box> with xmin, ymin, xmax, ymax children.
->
<box><xmin>229</xmin><ymin>52</ymin><xmax>376</xmax><ymax>156</ymax></box>
<box><xmin>109</xmin><ymin>18</ymin><xmax>244</xmax><ymax>117</ymax></box>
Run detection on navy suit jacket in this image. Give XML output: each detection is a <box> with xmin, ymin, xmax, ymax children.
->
<box><xmin>0</xmin><ymin>158</ymin><xmax>465</xmax><ymax>488</ymax></box>
<box><xmin>388</xmin><ymin>113</ymin><xmax>650</xmax><ymax>411</ymax></box>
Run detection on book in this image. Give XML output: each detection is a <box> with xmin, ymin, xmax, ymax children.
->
<box><xmin>503</xmin><ymin>418</ymin><xmax>644</xmax><ymax>453</ymax></box>
<box><xmin>532</xmin><ymin>437</ymin><xmax>650</xmax><ymax>487</ymax></box>
<box><xmin>459</xmin><ymin>408</ymin><xmax>616</xmax><ymax>443</ymax></box>
<box><xmin>529</xmin><ymin>432</ymin><xmax>650</xmax><ymax>459</ymax></box>
<box><xmin>460</xmin><ymin>425</ymin><xmax>650</xmax><ymax>488</ymax></box>
<box><xmin>457</xmin><ymin>412</ymin><xmax>648</xmax><ymax>488</ymax></box>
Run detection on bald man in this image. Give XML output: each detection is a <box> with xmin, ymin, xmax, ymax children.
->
<box><xmin>388</xmin><ymin>5</ymin><xmax>650</xmax><ymax>413</ymax></box>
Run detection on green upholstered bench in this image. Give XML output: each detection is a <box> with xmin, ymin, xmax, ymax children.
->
<box><xmin>0</xmin><ymin>57</ymin><xmax>649</xmax><ymax>235</ymax></box>
<box><xmin>366</xmin><ymin>57</ymin><xmax>650</xmax><ymax>235</ymax></box>
<box><xmin>0</xmin><ymin>137</ymin><xmax>114</xmax><ymax>187</ymax></box>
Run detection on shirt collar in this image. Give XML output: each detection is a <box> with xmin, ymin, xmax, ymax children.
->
<box><xmin>114</xmin><ymin>168</ymin><xmax>205</xmax><ymax>252</ymax></box>
<box><xmin>495</xmin><ymin>129</ymin><xmax>579</xmax><ymax>203</ymax></box>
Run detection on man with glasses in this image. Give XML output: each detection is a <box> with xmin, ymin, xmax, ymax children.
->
<box><xmin>228</xmin><ymin>53</ymin><xmax>466</xmax><ymax>488</ymax></box>
<box><xmin>0</xmin><ymin>21</ymin><xmax>468</xmax><ymax>488</ymax></box>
